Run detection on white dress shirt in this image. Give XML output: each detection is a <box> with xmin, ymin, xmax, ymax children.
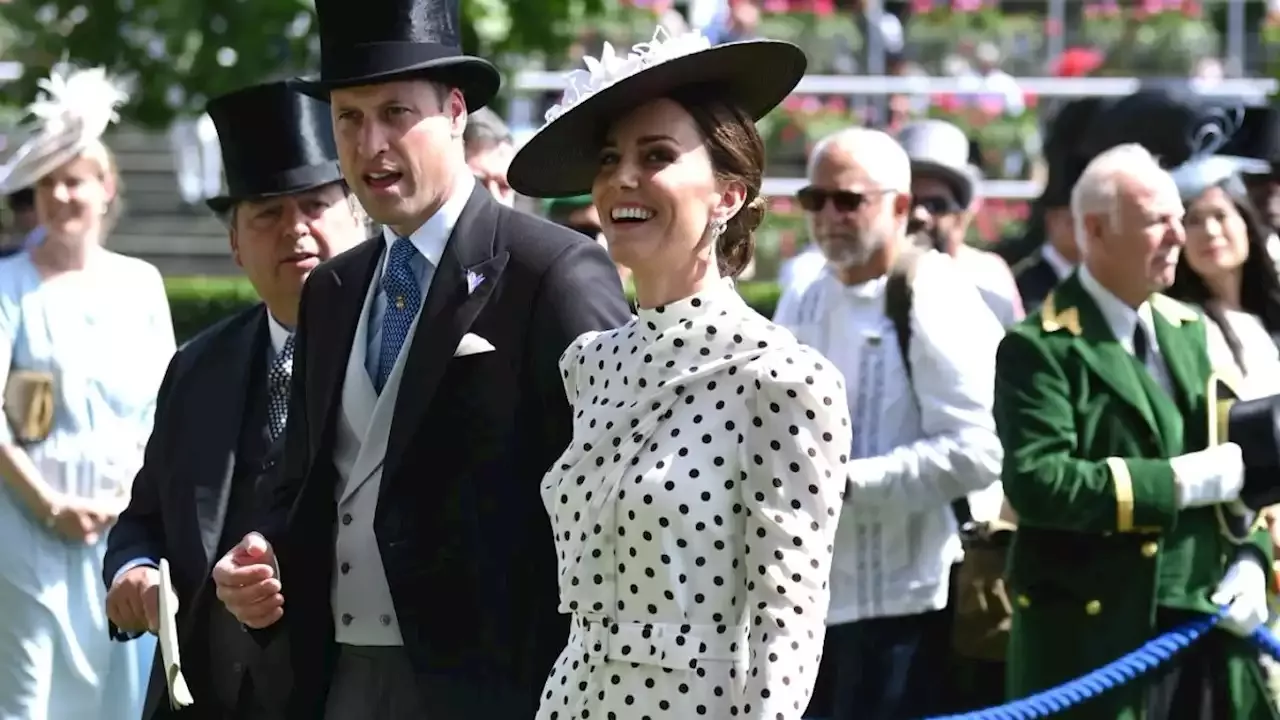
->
<box><xmin>775</xmin><ymin>250</ymin><xmax>1005</xmax><ymax>624</ymax></box>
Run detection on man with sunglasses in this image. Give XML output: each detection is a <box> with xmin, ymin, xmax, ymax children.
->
<box><xmin>897</xmin><ymin>120</ymin><xmax>1024</xmax><ymax>328</ymax></box>
<box><xmin>775</xmin><ymin>127</ymin><xmax>1004</xmax><ymax>720</ymax></box>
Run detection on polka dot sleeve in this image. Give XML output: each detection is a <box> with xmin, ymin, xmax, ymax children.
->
<box><xmin>557</xmin><ymin>329</ymin><xmax>605</xmax><ymax>403</ymax></box>
<box><xmin>739</xmin><ymin>345</ymin><xmax>851</xmax><ymax>718</ymax></box>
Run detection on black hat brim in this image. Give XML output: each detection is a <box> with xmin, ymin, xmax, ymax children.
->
<box><xmin>204</xmin><ymin>160</ymin><xmax>345</xmax><ymax>215</ymax></box>
<box><xmin>291</xmin><ymin>56</ymin><xmax>500</xmax><ymax>112</ymax></box>
<box><xmin>508</xmin><ymin>40</ymin><xmax>807</xmax><ymax>198</ymax></box>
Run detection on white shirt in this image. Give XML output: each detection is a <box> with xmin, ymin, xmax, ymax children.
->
<box><xmin>1041</xmin><ymin>242</ymin><xmax>1074</xmax><ymax>281</ymax></box>
<box><xmin>1077</xmin><ymin>265</ymin><xmax>1173</xmax><ymax>396</ymax></box>
<box><xmin>775</xmin><ymin>251</ymin><xmax>1004</xmax><ymax>624</ymax></box>
<box><xmin>266</xmin><ymin>312</ymin><xmax>291</xmax><ymax>357</ymax></box>
<box><xmin>1203</xmin><ymin>307</ymin><xmax>1280</xmax><ymax>400</ymax></box>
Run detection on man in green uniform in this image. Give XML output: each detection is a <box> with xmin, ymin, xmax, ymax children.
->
<box><xmin>995</xmin><ymin>139</ymin><xmax>1277</xmax><ymax>719</ymax></box>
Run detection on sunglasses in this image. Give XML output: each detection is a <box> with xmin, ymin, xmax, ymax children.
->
<box><xmin>912</xmin><ymin>195</ymin><xmax>964</xmax><ymax>216</ymax></box>
<box><xmin>796</xmin><ymin>187</ymin><xmax>893</xmax><ymax>213</ymax></box>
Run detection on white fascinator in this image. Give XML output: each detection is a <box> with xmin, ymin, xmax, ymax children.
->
<box><xmin>508</xmin><ymin>27</ymin><xmax>806</xmax><ymax>198</ymax></box>
<box><xmin>0</xmin><ymin>64</ymin><xmax>130</xmax><ymax>195</ymax></box>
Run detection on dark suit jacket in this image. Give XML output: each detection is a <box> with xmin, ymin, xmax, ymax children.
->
<box><xmin>105</xmin><ymin>305</ymin><xmax>284</xmax><ymax>720</ymax></box>
<box><xmin>1012</xmin><ymin>251</ymin><xmax>1062</xmax><ymax>314</ymax></box>
<box><xmin>257</xmin><ymin>185</ymin><xmax>632</xmax><ymax>718</ymax></box>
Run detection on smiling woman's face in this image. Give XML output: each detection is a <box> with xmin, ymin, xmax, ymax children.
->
<box><xmin>590</xmin><ymin>97</ymin><xmax>724</xmax><ymax>275</ymax></box>
<box><xmin>1183</xmin><ymin>185</ymin><xmax>1250</xmax><ymax>282</ymax></box>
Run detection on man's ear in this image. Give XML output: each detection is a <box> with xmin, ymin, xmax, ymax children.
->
<box><xmin>450</xmin><ymin>88</ymin><xmax>468</xmax><ymax>138</ymax></box>
<box><xmin>228</xmin><ymin>223</ymin><xmax>243</xmax><ymax>269</ymax></box>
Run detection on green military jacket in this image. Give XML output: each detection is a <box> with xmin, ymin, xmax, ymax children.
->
<box><xmin>994</xmin><ymin>272</ymin><xmax>1277</xmax><ymax>720</ymax></box>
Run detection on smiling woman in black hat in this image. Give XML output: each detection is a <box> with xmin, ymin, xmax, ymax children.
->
<box><xmin>508</xmin><ymin>27</ymin><xmax>852</xmax><ymax>720</ymax></box>
<box><xmin>209</xmin><ymin>1</ymin><xmax>633</xmax><ymax>718</ymax></box>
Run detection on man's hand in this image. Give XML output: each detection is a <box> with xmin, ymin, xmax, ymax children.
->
<box><xmin>212</xmin><ymin>532</ymin><xmax>284</xmax><ymax>629</ymax></box>
<box><xmin>1211</xmin><ymin>550</ymin><xmax>1270</xmax><ymax>638</ymax></box>
<box><xmin>106</xmin><ymin>565</ymin><xmax>161</xmax><ymax>634</ymax></box>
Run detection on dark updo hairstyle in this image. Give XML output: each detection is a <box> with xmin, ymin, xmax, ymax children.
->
<box><xmin>667</xmin><ymin>83</ymin><xmax>768</xmax><ymax>278</ymax></box>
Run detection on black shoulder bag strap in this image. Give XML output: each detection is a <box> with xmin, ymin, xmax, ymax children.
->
<box><xmin>883</xmin><ymin>246</ymin><xmax>974</xmax><ymax>528</ymax></box>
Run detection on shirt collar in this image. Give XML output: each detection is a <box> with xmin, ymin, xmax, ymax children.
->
<box><xmin>266</xmin><ymin>312</ymin><xmax>293</xmax><ymax>356</ymax></box>
<box><xmin>380</xmin><ymin>171</ymin><xmax>476</xmax><ymax>266</ymax></box>
<box><xmin>1078</xmin><ymin>264</ymin><xmax>1154</xmax><ymax>352</ymax></box>
<box><xmin>1041</xmin><ymin>242</ymin><xmax>1074</xmax><ymax>280</ymax></box>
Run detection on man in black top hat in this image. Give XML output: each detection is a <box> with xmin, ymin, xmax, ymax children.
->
<box><xmin>1012</xmin><ymin>98</ymin><xmax>1110</xmax><ymax>312</ymax></box>
<box><xmin>103</xmin><ymin>80</ymin><xmax>367</xmax><ymax>720</ymax></box>
<box><xmin>209</xmin><ymin>0</ymin><xmax>631</xmax><ymax>718</ymax></box>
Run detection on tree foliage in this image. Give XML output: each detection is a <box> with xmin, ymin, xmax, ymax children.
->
<box><xmin>0</xmin><ymin>0</ymin><xmax>606</xmax><ymax>128</ymax></box>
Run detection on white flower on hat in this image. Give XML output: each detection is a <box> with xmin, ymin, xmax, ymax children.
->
<box><xmin>0</xmin><ymin>64</ymin><xmax>130</xmax><ymax>194</ymax></box>
<box><xmin>544</xmin><ymin>26</ymin><xmax>712</xmax><ymax>126</ymax></box>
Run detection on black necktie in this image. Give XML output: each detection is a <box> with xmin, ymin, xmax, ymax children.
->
<box><xmin>1133</xmin><ymin>324</ymin><xmax>1149</xmax><ymax>364</ymax></box>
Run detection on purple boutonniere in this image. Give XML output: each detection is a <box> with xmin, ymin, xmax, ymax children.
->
<box><xmin>466</xmin><ymin>270</ymin><xmax>484</xmax><ymax>294</ymax></box>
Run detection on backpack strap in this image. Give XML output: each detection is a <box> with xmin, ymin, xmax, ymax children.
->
<box><xmin>883</xmin><ymin>244</ymin><xmax>975</xmax><ymax>529</ymax></box>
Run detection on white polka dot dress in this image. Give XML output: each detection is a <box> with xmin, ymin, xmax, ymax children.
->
<box><xmin>538</xmin><ymin>278</ymin><xmax>852</xmax><ymax>719</ymax></box>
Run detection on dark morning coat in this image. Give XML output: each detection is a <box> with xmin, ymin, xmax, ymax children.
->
<box><xmin>254</xmin><ymin>185</ymin><xmax>632</xmax><ymax>718</ymax></box>
<box><xmin>105</xmin><ymin>304</ymin><xmax>289</xmax><ymax>719</ymax></box>
<box><xmin>994</xmin><ymin>273</ymin><xmax>1278</xmax><ymax>719</ymax></box>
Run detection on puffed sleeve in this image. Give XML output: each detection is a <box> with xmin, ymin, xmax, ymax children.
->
<box><xmin>738</xmin><ymin>344</ymin><xmax>851</xmax><ymax>718</ymax></box>
<box><xmin>558</xmin><ymin>329</ymin><xmax>604</xmax><ymax>404</ymax></box>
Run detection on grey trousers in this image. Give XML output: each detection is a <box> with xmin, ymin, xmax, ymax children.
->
<box><xmin>324</xmin><ymin>645</ymin><xmax>424</xmax><ymax>719</ymax></box>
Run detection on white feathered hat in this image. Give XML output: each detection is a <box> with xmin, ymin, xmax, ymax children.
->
<box><xmin>0</xmin><ymin>64</ymin><xmax>130</xmax><ymax>195</ymax></box>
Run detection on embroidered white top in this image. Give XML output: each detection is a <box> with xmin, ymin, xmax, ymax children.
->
<box><xmin>538</xmin><ymin>278</ymin><xmax>852</xmax><ymax>719</ymax></box>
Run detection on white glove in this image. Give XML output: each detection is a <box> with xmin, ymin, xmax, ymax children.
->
<box><xmin>1210</xmin><ymin>551</ymin><xmax>1270</xmax><ymax>638</ymax></box>
<box><xmin>1172</xmin><ymin>443</ymin><xmax>1244</xmax><ymax>509</ymax></box>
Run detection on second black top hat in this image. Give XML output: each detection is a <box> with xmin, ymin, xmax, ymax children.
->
<box><xmin>205</xmin><ymin>81</ymin><xmax>344</xmax><ymax>214</ymax></box>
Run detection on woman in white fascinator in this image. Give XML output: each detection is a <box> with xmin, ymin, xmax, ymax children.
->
<box><xmin>508</xmin><ymin>28</ymin><xmax>852</xmax><ymax>719</ymax></box>
<box><xmin>0</xmin><ymin>64</ymin><xmax>175</xmax><ymax>718</ymax></box>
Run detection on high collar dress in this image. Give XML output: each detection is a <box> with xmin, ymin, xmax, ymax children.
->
<box><xmin>537</xmin><ymin>278</ymin><xmax>853</xmax><ymax>719</ymax></box>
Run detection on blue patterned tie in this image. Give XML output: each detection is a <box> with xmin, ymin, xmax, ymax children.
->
<box><xmin>375</xmin><ymin>237</ymin><xmax>421</xmax><ymax>393</ymax></box>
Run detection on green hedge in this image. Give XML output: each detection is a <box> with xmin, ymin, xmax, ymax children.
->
<box><xmin>165</xmin><ymin>278</ymin><xmax>786</xmax><ymax>344</ymax></box>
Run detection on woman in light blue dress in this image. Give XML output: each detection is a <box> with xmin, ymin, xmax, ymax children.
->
<box><xmin>0</xmin><ymin>65</ymin><xmax>174</xmax><ymax>719</ymax></box>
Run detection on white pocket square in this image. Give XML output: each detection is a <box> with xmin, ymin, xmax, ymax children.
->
<box><xmin>455</xmin><ymin>333</ymin><xmax>495</xmax><ymax>357</ymax></box>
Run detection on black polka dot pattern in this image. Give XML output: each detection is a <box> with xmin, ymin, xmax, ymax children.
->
<box><xmin>538</xmin><ymin>279</ymin><xmax>852</xmax><ymax>719</ymax></box>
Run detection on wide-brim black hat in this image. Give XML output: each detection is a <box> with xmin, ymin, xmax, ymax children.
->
<box><xmin>508</xmin><ymin>34</ymin><xmax>807</xmax><ymax>198</ymax></box>
<box><xmin>1219</xmin><ymin>106</ymin><xmax>1280</xmax><ymax>176</ymax></box>
<box><xmin>1207</xmin><ymin>373</ymin><xmax>1280</xmax><ymax>513</ymax></box>
<box><xmin>204</xmin><ymin>81</ymin><xmax>344</xmax><ymax>215</ymax></box>
<box><xmin>290</xmin><ymin>0</ymin><xmax>500</xmax><ymax>111</ymax></box>
<box><xmin>1080</xmin><ymin>87</ymin><xmax>1251</xmax><ymax>176</ymax></box>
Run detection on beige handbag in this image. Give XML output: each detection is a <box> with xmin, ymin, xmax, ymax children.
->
<box><xmin>4</xmin><ymin>370</ymin><xmax>55</xmax><ymax>445</ymax></box>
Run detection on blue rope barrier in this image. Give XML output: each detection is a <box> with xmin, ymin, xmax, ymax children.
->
<box><xmin>924</xmin><ymin>608</ymin><xmax>1280</xmax><ymax>720</ymax></box>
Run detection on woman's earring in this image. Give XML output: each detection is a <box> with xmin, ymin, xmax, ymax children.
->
<box><xmin>709</xmin><ymin>218</ymin><xmax>726</xmax><ymax>242</ymax></box>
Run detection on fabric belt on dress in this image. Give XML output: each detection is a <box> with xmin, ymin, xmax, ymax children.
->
<box><xmin>572</xmin><ymin>614</ymin><xmax>749</xmax><ymax>671</ymax></box>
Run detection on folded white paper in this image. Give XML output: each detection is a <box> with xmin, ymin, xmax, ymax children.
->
<box><xmin>158</xmin><ymin>559</ymin><xmax>193</xmax><ymax>709</ymax></box>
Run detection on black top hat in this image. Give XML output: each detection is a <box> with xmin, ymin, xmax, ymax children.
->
<box><xmin>1038</xmin><ymin>97</ymin><xmax>1113</xmax><ymax>208</ymax></box>
<box><xmin>1080</xmin><ymin>87</ymin><xmax>1251</xmax><ymax>175</ymax></box>
<box><xmin>508</xmin><ymin>31</ymin><xmax>807</xmax><ymax>198</ymax></box>
<box><xmin>1208</xmin><ymin>375</ymin><xmax>1280</xmax><ymax>512</ymax></box>
<box><xmin>204</xmin><ymin>81</ymin><xmax>344</xmax><ymax>215</ymax></box>
<box><xmin>290</xmin><ymin>0</ymin><xmax>499</xmax><ymax>111</ymax></box>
